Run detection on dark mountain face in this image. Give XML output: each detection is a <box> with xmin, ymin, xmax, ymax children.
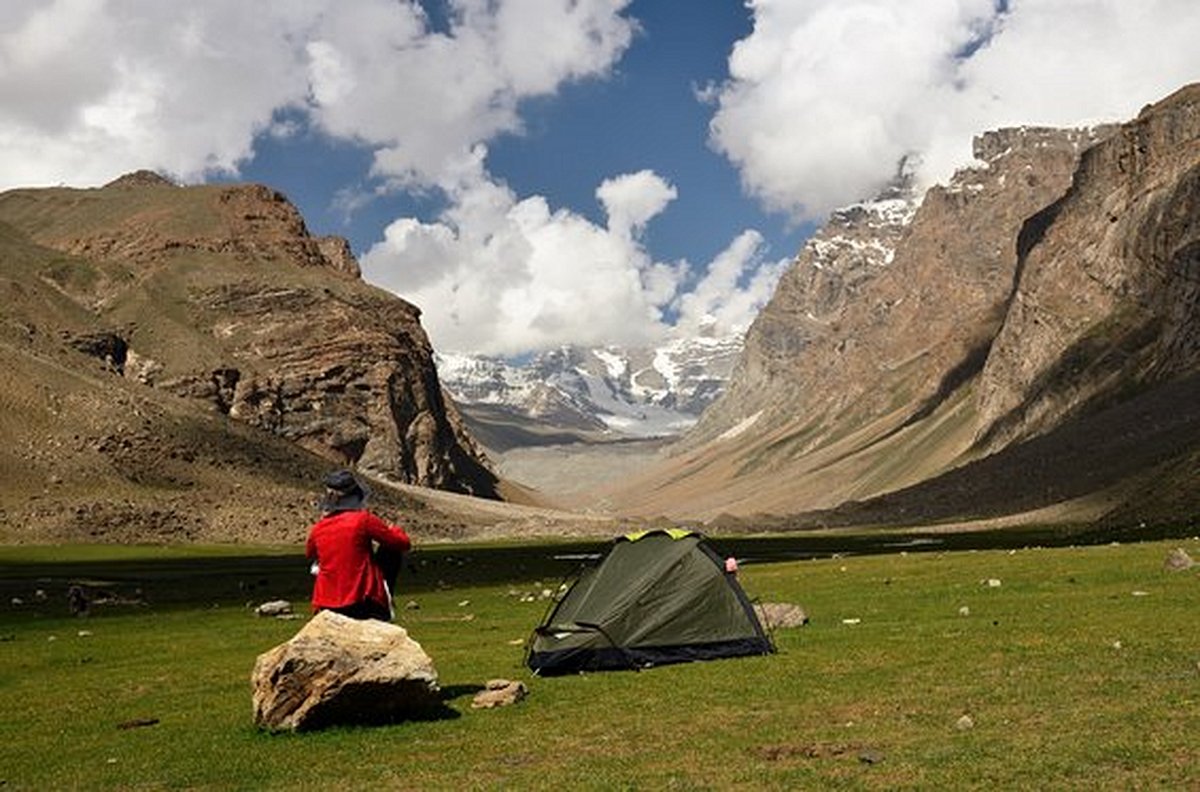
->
<box><xmin>611</xmin><ymin>84</ymin><xmax>1200</xmax><ymax>531</ymax></box>
<box><xmin>0</xmin><ymin>174</ymin><xmax>497</xmax><ymax>543</ymax></box>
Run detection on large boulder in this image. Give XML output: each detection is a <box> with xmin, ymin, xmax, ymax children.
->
<box><xmin>251</xmin><ymin>610</ymin><xmax>440</xmax><ymax>731</ymax></box>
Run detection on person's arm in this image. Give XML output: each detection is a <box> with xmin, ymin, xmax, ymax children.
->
<box><xmin>365</xmin><ymin>513</ymin><xmax>411</xmax><ymax>554</ymax></box>
<box><xmin>305</xmin><ymin>529</ymin><xmax>318</xmax><ymax>561</ymax></box>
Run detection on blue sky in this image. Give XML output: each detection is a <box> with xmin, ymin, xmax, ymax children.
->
<box><xmin>2</xmin><ymin>0</ymin><xmax>1198</xmax><ymax>355</ymax></box>
<box><xmin>231</xmin><ymin>0</ymin><xmax>809</xmax><ymax>344</ymax></box>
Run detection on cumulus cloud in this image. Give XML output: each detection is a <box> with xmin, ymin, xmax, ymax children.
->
<box><xmin>0</xmin><ymin>1</ymin><xmax>798</xmax><ymax>357</ymax></box>
<box><xmin>0</xmin><ymin>0</ymin><xmax>636</xmax><ymax>191</ymax></box>
<box><xmin>304</xmin><ymin>0</ymin><xmax>637</xmax><ymax>189</ymax></box>
<box><xmin>710</xmin><ymin>0</ymin><xmax>1200</xmax><ymax>221</ymax></box>
<box><xmin>0</xmin><ymin>0</ymin><xmax>316</xmax><ymax>187</ymax></box>
<box><xmin>596</xmin><ymin>170</ymin><xmax>678</xmax><ymax>240</ymax></box>
<box><xmin>673</xmin><ymin>230</ymin><xmax>789</xmax><ymax>337</ymax></box>
<box><xmin>361</xmin><ymin>159</ymin><xmax>781</xmax><ymax>354</ymax></box>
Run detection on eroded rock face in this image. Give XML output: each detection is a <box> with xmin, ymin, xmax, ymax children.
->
<box><xmin>168</xmin><ymin>278</ymin><xmax>494</xmax><ymax>493</ymax></box>
<box><xmin>692</xmin><ymin>125</ymin><xmax>1107</xmax><ymax>458</ymax></box>
<box><xmin>251</xmin><ymin>610</ymin><xmax>440</xmax><ymax>731</ymax></box>
<box><xmin>16</xmin><ymin>176</ymin><xmax>496</xmax><ymax>497</ymax></box>
<box><xmin>975</xmin><ymin>84</ymin><xmax>1200</xmax><ymax>450</ymax></box>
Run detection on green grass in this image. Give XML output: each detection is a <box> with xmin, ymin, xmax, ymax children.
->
<box><xmin>2</xmin><ymin>537</ymin><xmax>1198</xmax><ymax>790</ymax></box>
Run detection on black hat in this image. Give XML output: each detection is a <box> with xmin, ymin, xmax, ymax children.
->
<box><xmin>321</xmin><ymin>469</ymin><xmax>370</xmax><ymax>513</ymax></box>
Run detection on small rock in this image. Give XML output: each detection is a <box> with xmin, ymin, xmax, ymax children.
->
<box><xmin>254</xmin><ymin>600</ymin><xmax>292</xmax><ymax>618</ymax></box>
<box><xmin>471</xmin><ymin>680</ymin><xmax>527</xmax><ymax>709</ymax></box>
<box><xmin>77</xmin><ymin>630</ymin><xmax>93</xmax><ymax>638</ymax></box>
<box><xmin>1163</xmin><ymin>548</ymin><xmax>1195</xmax><ymax>572</ymax></box>
<box><xmin>10</xmin><ymin>598</ymin><xmax>23</xmax><ymax>606</ymax></box>
<box><xmin>1112</xmin><ymin>640</ymin><xmax>1122</xmax><ymax>650</ymax></box>
<box><xmin>755</xmin><ymin>602</ymin><xmax>809</xmax><ymax>629</ymax></box>
<box><xmin>958</xmin><ymin>606</ymin><xmax>970</xmax><ymax>617</ymax></box>
<box><xmin>458</xmin><ymin>600</ymin><xmax>471</xmax><ymax>607</ymax></box>
<box><xmin>858</xmin><ymin>749</ymin><xmax>885</xmax><ymax>765</ymax></box>
<box><xmin>1131</xmin><ymin>591</ymin><xmax>1150</xmax><ymax>597</ymax></box>
<box><xmin>404</xmin><ymin>600</ymin><xmax>420</xmax><ymax>610</ymax></box>
<box><xmin>841</xmin><ymin>618</ymin><xmax>861</xmax><ymax>625</ymax></box>
<box><xmin>955</xmin><ymin>714</ymin><xmax>975</xmax><ymax>731</ymax></box>
<box><xmin>984</xmin><ymin>578</ymin><xmax>1002</xmax><ymax>588</ymax></box>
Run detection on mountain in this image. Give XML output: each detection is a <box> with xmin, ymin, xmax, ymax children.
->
<box><xmin>608</xmin><ymin>83</ymin><xmax>1200</xmax><ymax>533</ymax></box>
<box><xmin>437</xmin><ymin>331</ymin><xmax>743</xmax><ymax>450</ymax></box>
<box><xmin>0</xmin><ymin>172</ymin><xmax>519</xmax><ymax>544</ymax></box>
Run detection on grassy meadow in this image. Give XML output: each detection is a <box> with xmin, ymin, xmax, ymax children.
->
<box><xmin>1</xmin><ymin>535</ymin><xmax>1198</xmax><ymax>790</ymax></box>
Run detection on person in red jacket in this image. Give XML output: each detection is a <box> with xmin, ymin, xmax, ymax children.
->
<box><xmin>305</xmin><ymin>469</ymin><xmax>411</xmax><ymax>621</ymax></box>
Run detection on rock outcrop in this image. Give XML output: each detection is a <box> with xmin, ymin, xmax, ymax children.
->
<box><xmin>975</xmin><ymin>85</ymin><xmax>1200</xmax><ymax>449</ymax></box>
<box><xmin>251</xmin><ymin>611</ymin><xmax>441</xmax><ymax>731</ymax></box>
<box><xmin>0</xmin><ymin>175</ymin><xmax>496</xmax><ymax>497</ymax></box>
<box><xmin>697</xmin><ymin>126</ymin><xmax>1108</xmax><ymax>456</ymax></box>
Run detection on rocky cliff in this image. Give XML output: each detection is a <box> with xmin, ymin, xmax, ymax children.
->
<box><xmin>975</xmin><ymin>86</ymin><xmax>1200</xmax><ymax>449</ymax></box>
<box><xmin>0</xmin><ymin>173</ymin><xmax>497</xmax><ymax>500</ymax></box>
<box><xmin>610</xmin><ymin>84</ymin><xmax>1200</xmax><ymax>530</ymax></box>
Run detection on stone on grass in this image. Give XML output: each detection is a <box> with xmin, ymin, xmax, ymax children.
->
<box><xmin>471</xmin><ymin>679</ymin><xmax>527</xmax><ymax>709</ymax></box>
<box><xmin>255</xmin><ymin>600</ymin><xmax>292</xmax><ymax>617</ymax></box>
<box><xmin>1163</xmin><ymin>548</ymin><xmax>1195</xmax><ymax>572</ymax></box>
<box><xmin>754</xmin><ymin>602</ymin><xmax>809</xmax><ymax>629</ymax></box>
<box><xmin>955</xmin><ymin>714</ymin><xmax>975</xmax><ymax>731</ymax></box>
<box><xmin>251</xmin><ymin>610</ymin><xmax>440</xmax><ymax>731</ymax></box>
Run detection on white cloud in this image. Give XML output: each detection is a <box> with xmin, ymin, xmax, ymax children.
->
<box><xmin>361</xmin><ymin>161</ymin><xmax>781</xmax><ymax>355</ymax></box>
<box><xmin>596</xmin><ymin>170</ymin><xmax>678</xmax><ymax>240</ymax></box>
<box><xmin>0</xmin><ymin>0</ymin><xmax>317</xmax><ymax>187</ymax></box>
<box><xmin>710</xmin><ymin>0</ymin><xmax>1200</xmax><ymax>222</ymax></box>
<box><xmin>673</xmin><ymin>230</ymin><xmax>789</xmax><ymax>337</ymax></box>
<box><xmin>305</xmin><ymin>0</ymin><xmax>637</xmax><ymax>189</ymax></box>
<box><xmin>0</xmin><ymin>0</ymin><xmax>784</xmax><ymax>356</ymax></box>
<box><xmin>0</xmin><ymin>0</ymin><xmax>637</xmax><ymax>191</ymax></box>
<box><xmin>361</xmin><ymin>163</ymin><xmax>684</xmax><ymax>355</ymax></box>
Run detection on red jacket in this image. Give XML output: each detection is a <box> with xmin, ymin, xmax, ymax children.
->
<box><xmin>305</xmin><ymin>510</ymin><xmax>411</xmax><ymax>613</ymax></box>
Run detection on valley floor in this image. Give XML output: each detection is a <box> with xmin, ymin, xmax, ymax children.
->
<box><xmin>487</xmin><ymin>436</ymin><xmax>671</xmax><ymax>509</ymax></box>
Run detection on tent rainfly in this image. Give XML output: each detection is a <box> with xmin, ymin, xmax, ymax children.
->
<box><xmin>527</xmin><ymin>529</ymin><xmax>774</xmax><ymax>675</ymax></box>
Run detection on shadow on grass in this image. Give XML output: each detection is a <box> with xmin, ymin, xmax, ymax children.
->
<box><xmin>7</xmin><ymin>524</ymin><xmax>1194</xmax><ymax>620</ymax></box>
<box><xmin>260</xmin><ymin>701</ymin><xmax>464</xmax><ymax>734</ymax></box>
<box><xmin>440</xmin><ymin>683</ymin><xmax>485</xmax><ymax>704</ymax></box>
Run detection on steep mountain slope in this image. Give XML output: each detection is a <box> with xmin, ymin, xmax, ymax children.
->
<box><xmin>610</xmin><ymin>84</ymin><xmax>1200</xmax><ymax>530</ymax></box>
<box><xmin>0</xmin><ymin>173</ymin><xmax>555</xmax><ymax>543</ymax></box>
<box><xmin>0</xmin><ymin>172</ymin><xmax>495</xmax><ymax>496</ymax></box>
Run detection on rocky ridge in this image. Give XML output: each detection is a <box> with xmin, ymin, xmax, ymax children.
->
<box><xmin>0</xmin><ymin>173</ymin><xmax>496</xmax><ymax>502</ymax></box>
<box><xmin>610</xmin><ymin>83</ymin><xmax>1200</xmax><ymax>529</ymax></box>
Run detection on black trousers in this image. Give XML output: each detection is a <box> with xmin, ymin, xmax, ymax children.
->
<box><xmin>327</xmin><ymin>600</ymin><xmax>392</xmax><ymax>621</ymax></box>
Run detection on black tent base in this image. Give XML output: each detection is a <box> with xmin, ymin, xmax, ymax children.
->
<box><xmin>529</xmin><ymin>637</ymin><xmax>774</xmax><ymax>676</ymax></box>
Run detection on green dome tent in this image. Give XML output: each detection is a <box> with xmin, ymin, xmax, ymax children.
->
<box><xmin>527</xmin><ymin>529</ymin><xmax>774</xmax><ymax>674</ymax></box>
